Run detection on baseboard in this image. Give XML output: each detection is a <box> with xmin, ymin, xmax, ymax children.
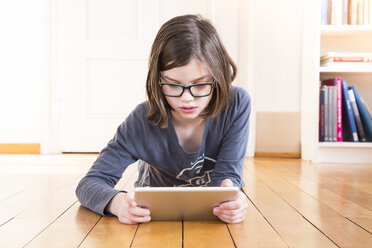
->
<box><xmin>255</xmin><ymin>152</ymin><xmax>301</xmax><ymax>159</ymax></box>
<box><xmin>0</xmin><ymin>143</ymin><xmax>40</xmax><ymax>154</ymax></box>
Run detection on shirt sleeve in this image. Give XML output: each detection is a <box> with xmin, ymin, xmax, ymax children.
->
<box><xmin>75</xmin><ymin>104</ymin><xmax>147</xmax><ymax>216</ymax></box>
<box><xmin>208</xmin><ymin>88</ymin><xmax>251</xmax><ymax>188</ymax></box>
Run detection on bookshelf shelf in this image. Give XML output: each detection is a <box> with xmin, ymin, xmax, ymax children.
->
<box><xmin>321</xmin><ymin>25</ymin><xmax>372</xmax><ymax>37</ymax></box>
<box><xmin>301</xmin><ymin>1</ymin><xmax>372</xmax><ymax>163</ymax></box>
<box><xmin>318</xmin><ymin>142</ymin><xmax>372</xmax><ymax>148</ymax></box>
<box><xmin>319</xmin><ymin>67</ymin><xmax>372</xmax><ymax>73</ymax></box>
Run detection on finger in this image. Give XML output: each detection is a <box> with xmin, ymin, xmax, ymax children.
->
<box><xmin>217</xmin><ymin>212</ymin><xmax>246</xmax><ymax>224</ymax></box>
<box><xmin>219</xmin><ymin>200</ymin><xmax>243</xmax><ymax>210</ymax></box>
<box><xmin>219</xmin><ymin>195</ymin><xmax>247</xmax><ymax>210</ymax></box>
<box><xmin>126</xmin><ymin>193</ymin><xmax>137</xmax><ymax>207</ymax></box>
<box><xmin>214</xmin><ymin>208</ymin><xmax>241</xmax><ymax>217</ymax></box>
<box><xmin>119</xmin><ymin>215</ymin><xmax>151</xmax><ymax>225</ymax></box>
<box><xmin>220</xmin><ymin>179</ymin><xmax>233</xmax><ymax>187</ymax></box>
<box><xmin>128</xmin><ymin>206</ymin><xmax>151</xmax><ymax>217</ymax></box>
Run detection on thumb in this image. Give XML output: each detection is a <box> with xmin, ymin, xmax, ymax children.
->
<box><xmin>220</xmin><ymin>179</ymin><xmax>234</xmax><ymax>187</ymax></box>
<box><xmin>126</xmin><ymin>192</ymin><xmax>137</xmax><ymax>207</ymax></box>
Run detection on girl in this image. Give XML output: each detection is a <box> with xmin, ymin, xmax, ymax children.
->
<box><xmin>76</xmin><ymin>14</ymin><xmax>251</xmax><ymax>224</ymax></box>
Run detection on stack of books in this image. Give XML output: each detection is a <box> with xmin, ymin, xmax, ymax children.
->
<box><xmin>320</xmin><ymin>52</ymin><xmax>372</xmax><ymax>67</ymax></box>
<box><xmin>319</xmin><ymin>78</ymin><xmax>372</xmax><ymax>142</ymax></box>
<box><xmin>321</xmin><ymin>0</ymin><xmax>372</xmax><ymax>25</ymax></box>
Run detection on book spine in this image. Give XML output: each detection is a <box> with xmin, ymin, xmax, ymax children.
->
<box><xmin>351</xmin><ymin>0</ymin><xmax>358</xmax><ymax>24</ymax></box>
<box><xmin>351</xmin><ymin>86</ymin><xmax>372</xmax><ymax>141</ymax></box>
<box><xmin>370</xmin><ymin>0</ymin><xmax>372</xmax><ymax>24</ymax></box>
<box><xmin>336</xmin><ymin>0</ymin><xmax>344</xmax><ymax>24</ymax></box>
<box><xmin>357</xmin><ymin>0</ymin><xmax>364</xmax><ymax>24</ymax></box>
<box><xmin>321</xmin><ymin>0</ymin><xmax>328</xmax><ymax>25</ymax></box>
<box><xmin>332</xmin><ymin>57</ymin><xmax>372</xmax><ymax>62</ymax></box>
<box><xmin>332</xmin><ymin>86</ymin><xmax>337</xmax><ymax>142</ymax></box>
<box><xmin>336</xmin><ymin>78</ymin><xmax>343</xmax><ymax>142</ymax></box>
<box><xmin>364</xmin><ymin>0</ymin><xmax>369</xmax><ymax>24</ymax></box>
<box><xmin>361</xmin><ymin>97</ymin><xmax>372</xmax><ymax>118</ymax></box>
<box><xmin>343</xmin><ymin>0</ymin><xmax>349</xmax><ymax>24</ymax></box>
<box><xmin>349</xmin><ymin>89</ymin><xmax>367</xmax><ymax>142</ymax></box>
<box><xmin>325</xmin><ymin>86</ymin><xmax>329</xmax><ymax>142</ymax></box>
<box><xmin>328</xmin><ymin>0</ymin><xmax>333</xmax><ymax>24</ymax></box>
<box><xmin>341</xmin><ymin>80</ymin><xmax>359</xmax><ymax>142</ymax></box>
<box><xmin>320</xmin><ymin>86</ymin><xmax>325</xmax><ymax>141</ymax></box>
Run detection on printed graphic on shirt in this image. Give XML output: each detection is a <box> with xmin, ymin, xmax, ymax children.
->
<box><xmin>175</xmin><ymin>155</ymin><xmax>216</xmax><ymax>186</ymax></box>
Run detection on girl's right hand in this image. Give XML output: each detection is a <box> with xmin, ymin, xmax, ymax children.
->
<box><xmin>106</xmin><ymin>192</ymin><xmax>151</xmax><ymax>224</ymax></box>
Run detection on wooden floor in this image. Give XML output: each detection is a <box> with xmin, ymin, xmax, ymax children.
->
<box><xmin>0</xmin><ymin>155</ymin><xmax>371</xmax><ymax>247</ymax></box>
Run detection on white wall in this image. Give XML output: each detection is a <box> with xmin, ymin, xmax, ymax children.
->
<box><xmin>0</xmin><ymin>0</ymin><xmax>43</xmax><ymax>143</ymax></box>
<box><xmin>252</xmin><ymin>0</ymin><xmax>304</xmax><ymax>112</ymax></box>
<box><xmin>0</xmin><ymin>0</ymin><xmax>305</xmax><ymax>154</ymax></box>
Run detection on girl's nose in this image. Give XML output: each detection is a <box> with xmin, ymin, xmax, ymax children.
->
<box><xmin>180</xmin><ymin>88</ymin><xmax>195</xmax><ymax>101</ymax></box>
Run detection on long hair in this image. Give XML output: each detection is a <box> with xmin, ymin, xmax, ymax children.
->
<box><xmin>146</xmin><ymin>14</ymin><xmax>237</xmax><ymax>126</ymax></box>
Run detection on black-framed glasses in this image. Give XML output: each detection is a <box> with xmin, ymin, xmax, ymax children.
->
<box><xmin>159</xmin><ymin>81</ymin><xmax>215</xmax><ymax>97</ymax></box>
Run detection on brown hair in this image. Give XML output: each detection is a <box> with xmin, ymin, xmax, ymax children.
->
<box><xmin>146</xmin><ymin>14</ymin><xmax>237</xmax><ymax>126</ymax></box>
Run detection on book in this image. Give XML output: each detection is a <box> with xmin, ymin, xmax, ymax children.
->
<box><xmin>319</xmin><ymin>85</ymin><xmax>326</xmax><ymax>141</ymax></box>
<box><xmin>341</xmin><ymin>80</ymin><xmax>359</xmax><ymax>142</ymax></box>
<box><xmin>364</xmin><ymin>0</ymin><xmax>370</xmax><ymax>24</ymax></box>
<box><xmin>324</xmin><ymin>86</ymin><xmax>330</xmax><ymax>142</ymax></box>
<box><xmin>331</xmin><ymin>86</ymin><xmax>337</xmax><ymax>142</ymax></box>
<box><xmin>350</xmin><ymin>0</ymin><xmax>358</xmax><ymax>24</ymax></box>
<box><xmin>342</xmin><ymin>0</ymin><xmax>349</xmax><ymax>24</ymax></box>
<box><xmin>350</xmin><ymin>85</ymin><xmax>372</xmax><ymax>141</ymax></box>
<box><xmin>321</xmin><ymin>52</ymin><xmax>372</xmax><ymax>59</ymax></box>
<box><xmin>321</xmin><ymin>0</ymin><xmax>332</xmax><ymax>25</ymax></box>
<box><xmin>360</xmin><ymin>97</ymin><xmax>372</xmax><ymax>118</ymax></box>
<box><xmin>321</xmin><ymin>78</ymin><xmax>343</xmax><ymax>142</ymax></box>
<box><xmin>357</xmin><ymin>0</ymin><xmax>364</xmax><ymax>24</ymax></box>
<box><xmin>348</xmin><ymin>88</ymin><xmax>367</xmax><ymax>142</ymax></box>
<box><xmin>320</xmin><ymin>52</ymin><xmax>372</xmax><ymax>63</ymax></box>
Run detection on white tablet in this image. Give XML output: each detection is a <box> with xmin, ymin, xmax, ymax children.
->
<box><xmin>134</xmin><ymin>187</ymin><xmax>239</xmax><ymax>220</ymax></box>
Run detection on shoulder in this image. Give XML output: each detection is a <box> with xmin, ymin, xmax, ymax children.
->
<box><xmin>227</xmin><ymin>86</ymin><xmax>251</xmax><ymax>115</ymax></box>
<box><xmin>232</xmin><ymin>86</ymin><xmax>250</xmax><ymax>106</ymax></box>
<box><xmin>119</xmin><ymin>101</ymin><xmax>152</xmax><ymax>131</ymax></box>
<box><xmin>125</xmin><ymin>102</ymin><xmax>148</xmax><ymax>121</ymax></box>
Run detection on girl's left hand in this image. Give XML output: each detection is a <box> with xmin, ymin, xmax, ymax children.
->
<box><xmin>213</xmin><ymin>179</ymin><xmax>248</xmax><ymax>224</ymax></box>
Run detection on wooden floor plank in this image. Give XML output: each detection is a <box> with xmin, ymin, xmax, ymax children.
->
<box><xmin>0</xmin><ymin>176</ymin><xmax>82</xmax><ymax>247</ymax></box>
<box><xmin>131</xmin><ymin>221</ymin><xmax>182</xmax><ymax>248</ymax></box>
<box><xmin>0</xmin><ymin>174</ymin><xmax>82</xmax><ymax>225</ymax></box>
<box><xmin>250</xmin><ymin>160</ymin><xmax>372</xmax><ymax>247</ymax></box>
<box><xmin>183</xmin><ymin>220</ymin><xmax>235</xmax><ymax>248</ymax></box>
<box><xmin>0</xmin><ymin>155</ymin><xmax>97</xmax><ymax>247</ymax></box>
<box><xmin>282</xmin><ymin>160</ymin><xmax>372</xmax><ymax>211</ymax></box>
<box><xmin>0</xmin><ymin>154</ymin><xmax>97</xmax><ymax>225</ymax></box>
<box><xmin>24</xmin><ymin>163</ymin><xmax>136</xmax><ymax>248</ymax></box>
<box><xmin>243</xmin><ymin>162</ymin><xmax>338</xmax><ymax>248</ymax></box>
<box><xmin>80</xmin><ymin>164</ymin><xmax>140</xmax><ymax>248</ymax></box>
<box><xmin>227</xmin><ymin>191</ymin><xmax>288</xmax><ymax>248</ymax></box>
<box><xmin>25</xmin><ymin>202</ymin><xmax>100</xmax><ymax>248</ymax></box>
<box><xmin>263</xmin><ymin>163</ymin><xmax>372</xmax><ymax>234</ymax></box>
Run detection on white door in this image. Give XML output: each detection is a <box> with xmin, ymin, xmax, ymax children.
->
<box><xmin>58</xmin><ymin>0</ymin><xmax>238</xmax><ymax>152</ymax></box>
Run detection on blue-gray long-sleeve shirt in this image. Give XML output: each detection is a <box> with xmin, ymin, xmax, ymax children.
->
<box><xmin>76</xmin><ymin>86</ymin><xmax>251</xmax><ymax>215</ymax></box>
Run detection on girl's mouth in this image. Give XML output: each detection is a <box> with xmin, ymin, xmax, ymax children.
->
<box><xmin>180</xmin><ymin>106</ymin><xmax>197</xmax><ymax>114</ymax></box>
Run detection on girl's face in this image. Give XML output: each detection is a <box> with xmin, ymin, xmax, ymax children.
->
<box><xmin>160</xmin><ymin>58</ymin><xmax>213</xmax><ymax>123</ymax></box>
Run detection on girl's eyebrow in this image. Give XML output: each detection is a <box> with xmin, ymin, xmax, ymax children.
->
<box><xmin>162</xmin><ymin>74</ymin><xmax>211</xmax><ymax>82</ymax></box>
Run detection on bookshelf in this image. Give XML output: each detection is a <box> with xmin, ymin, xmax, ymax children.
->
<box><xmin>301</xmin><ymin>1</ymin><xmax>372</xmax><ymax>163</ymax></box>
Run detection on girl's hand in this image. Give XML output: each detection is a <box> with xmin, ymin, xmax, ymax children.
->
<box><xmin>213</xmin><ymin>179</ymin><xmax>248</xmax><ymax>224</ymax></box>
<box><xmin>106</xmin><ymin>192</ymin><xmax>151</xmax><ymax>224</ymax></box>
